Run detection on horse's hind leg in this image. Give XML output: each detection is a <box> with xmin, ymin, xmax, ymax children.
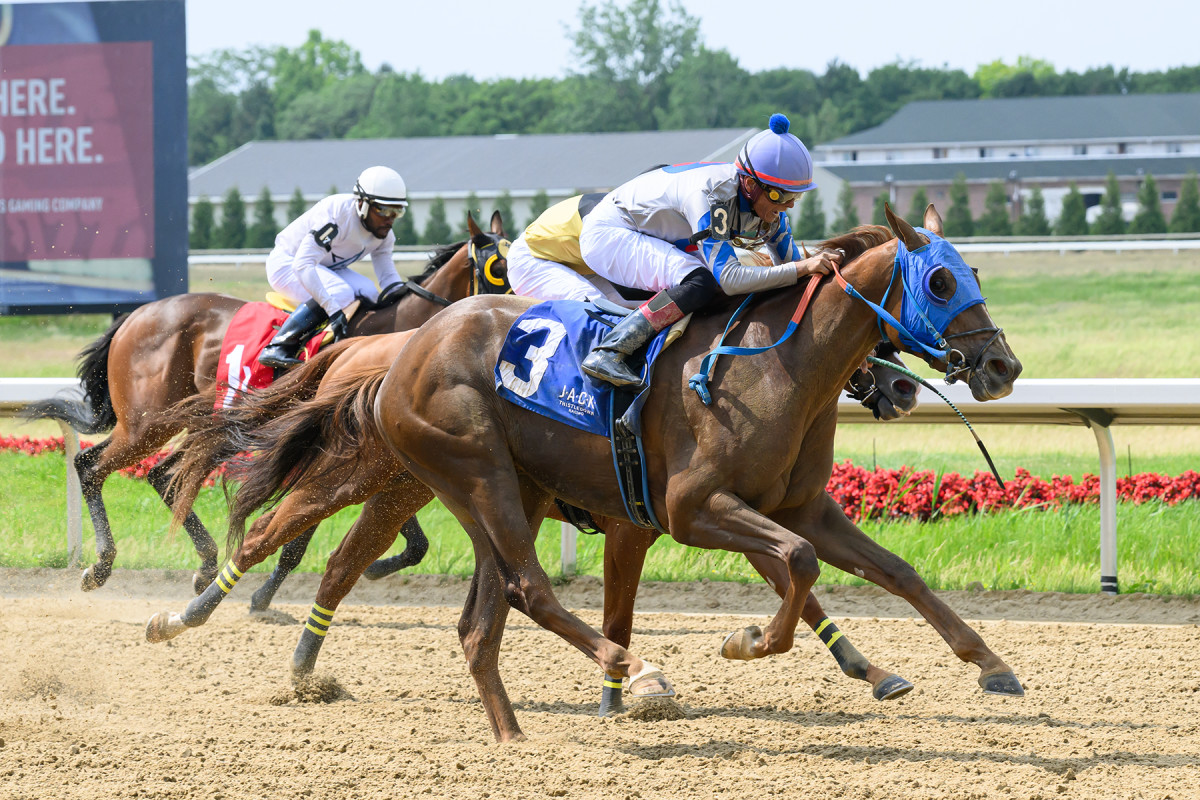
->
<box><xmin>145</xmin><ymin>451</ymin><xmax>219</xmax><ymax>594</ymax></box>
<box><xmin>361</xmin><ymin>516</ymin><xmax>430</xmax><ymax>580</ymax></box>
<box><xmin>248</xmin><ymin>525</ymin><xmax>318</xmax><ymax>613</ymax></box>
<box><xmin>291</xmin><ymin>477</ymin><xmax>433</xmax><ymax>678</ymax></box>
<box><xmin>799</xmin><ymin>495</ymin><xmax>1023</xmax><ymax>697</ymax></box>
<box><xmin>744</xmin><ymin>551</ymin><xmax>913</xmax><ymax>701</ymax></box>
<box><xmin>459</xmin><ymin>536</ymin><xmax>522</xmax><ymax>741</ymax></box>
<box><xmin>597</xmin><ymin>520</ymin><xmax>659</xmax><ymax>716</ymax></box>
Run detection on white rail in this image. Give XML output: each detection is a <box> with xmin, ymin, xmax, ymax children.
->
<box><xmin>6</xmin><ymin>378</ymin><xmax>1199</xmax><ymax>594</ymax></box>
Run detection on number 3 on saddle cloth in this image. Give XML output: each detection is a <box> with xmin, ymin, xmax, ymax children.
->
<box><xmin>214</xmin><ymin>301</ymin><xmax>326</xmax><ymax>410</ymax></box>
<box><xmin>494</xmin><ymin>300</ymin><xmax>672</xmax><ymax>533</ymax></box>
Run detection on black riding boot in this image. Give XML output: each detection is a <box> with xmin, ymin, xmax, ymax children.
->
<box><xmin>258</xmin><ymin>299</ymin><xmax>328</xmax><ymax>368</ymax></box>
<box><xmin>581</xmin><ymin>309</ymin><xmax>658</xmax><ymax>387</ymax></box>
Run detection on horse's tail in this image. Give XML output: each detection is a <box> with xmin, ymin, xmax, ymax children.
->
<box><xmin>166</xmin><ymin>339</ymin><xmax>359</xmax><ymax>531</ymax></box>
<box><xmin>224</xmin><ymin>361</ymin><xmax>392</xmax><ymax>553</ymax></box>
<box><xmin>22</xmin><ymin>313</ymin><xmax>128</xmax><ymax>434</ymax></box>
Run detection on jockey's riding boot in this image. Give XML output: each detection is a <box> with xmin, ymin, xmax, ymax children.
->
<box><xmin>258</xmin><ymin>299</ymin><xmax>329</xmax><ymax>369</ymax></box>
<box><xmin>581</xmin><ymin>308</ymin><xmax>660</xmax><ymax>387</ymax></box>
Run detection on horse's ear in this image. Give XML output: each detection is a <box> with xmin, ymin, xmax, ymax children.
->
<box><xmin>490</xmin><ymin>209</ymin><xmax>506</xmax><ymax>237</ymax></box>
<box><xmin>884</xmin><ymin>202</ymin><xmax>926</xmax><ymax>251</ymax></box>
<box><xmin>923</xmin><ymin>204</ymin><xmax>944</xmax><ymax>237</ymax></box>
<box><xmin>467</xmin><ymin>213</ymin><xmax>483</xmax><ymax>238</ymax></box>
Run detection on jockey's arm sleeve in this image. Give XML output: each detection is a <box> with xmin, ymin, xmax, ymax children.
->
<box><xmin>687</xmin><ymin>196</ymin><xmax>799</xmax><ymax>295</ymax></box>
<box><xmin>369</xmin><ymin>235</ymin><xmax>401</xmax><ymax>290</ymax></box>
<box><xmin>292</xmin><ymin>235</ymin><xmax>340</xmax><ymax>315</ymax></box>
<box><xmin>766</xmin><ymin>211</ymin><xmax>804</xmax><ymax>264</ymax></box>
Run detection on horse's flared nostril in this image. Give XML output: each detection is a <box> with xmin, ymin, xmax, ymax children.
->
<box><xmin>894</xmin><ymin>379</ymin><xmax>916</xmax><ymax>397</ymax></box>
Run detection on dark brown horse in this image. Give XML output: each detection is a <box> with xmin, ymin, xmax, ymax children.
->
<box><xmin>148</xmin><ymin>325</ymin><xmax>918</xmax><ymax>716</ymax></box>
<box><xmin>368</xmin><ymin>205</ymin><xmax>1022</xmax><ymax>741</ymax></box>
<box><xmin>25</xmin><ymin>213</ymin><xmax>509</xmax><ymax>593</ymax></box>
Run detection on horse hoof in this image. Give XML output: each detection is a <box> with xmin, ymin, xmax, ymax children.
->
<box><xmin>145</xmin><ymin>611</ymin><xmax>187</xmax><ymax>643</ymax></box>
<box><xmin>361</xmin><ymin>561</ymin><xmax>391</xmax><ymax>581</ymax></box>
<box><xmin>80</xmin><ymin>565</ymin><xmax>107</xmax><ymax>592</ymax></box>
<box><xmin>719</xmin><ymin>625</ymin><xmax>764</xmax><ymax>660</ymax></box>
<box><xmin>193</xmin><ymin>571</ymin><xmax>216</xmax><ymax>595</ymax></box>
<box><xmin>979</xmin><ymin>670</ymin><xmax>1025</xmax><ymax>696</ymax></box>
<box><xmin>627</xmin><ymin>662</ymin><xmax>675</xmax><ymax>699</ymax></box>
<box><xmin>872</xmin><ymin>674</ymin><xmax>914</xmax><ymax>701</ymax></box>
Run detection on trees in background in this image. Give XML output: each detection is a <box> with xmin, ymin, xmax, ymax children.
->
<box><xmin>247</xmin><ymin>187</ymin><xmax>277</xmax><ymax>248</ymax></box>
<box><xmin>1170</xmin><ymin>172</ymin><xmax>1200</xmax><ymax>233</ymax></box>
<box><xmin>1056</xmin><ymin>183</ymin><xmax>1088</xmax><ymax>235</ymax></box>
<box><xmin>1015</xmin><ymin>186</ymin><xmax>1051</xmax><ymax>236</ymax></box>
<box><xmin>830</xmin><ymin>181</ymin><xmax>859</xmax><ymax>234</ymax></box>
<box><xmin>1130</xmin><ymin>175</ymin><xmax>1167</xmax><ymax>234</ymax></box>
<box><xmin>525</xmin><ymin>190</ymin><xmax>550</xmax><ymax>229</ymax></box>
<box><xmin>214</xmin><ymin>187</ymin><xmax>247</xmax><ymax>248</ymax></box>
<box><xmin>976</xmin><ymin>181</ymin><xmax>1013</xmax><ymax>236</ymax></box>
<box><xmin>794</xmin><ymin>189</ymin><xmax>825</xmax><ymax>241</ymax></box>
<box><xmin>905</xmin><ymin>187</ymin><xmax>930</xmax><ymax>228</ymax></box>
<box><xmin>422</xmin><ymin>197</ymin><xmax>451</xmax><ymax>245</ymax></box>
<box><xmin>943</xmin><ymin>174</ymin><xmax>973</xmax><ymax>237</ymax></box>
<box><xmin>190</xmin><ymin>197</ymin><xmax>214</xmax><ymax>250</ymax></box>
<box><xmin>287</xmin><ymin>187</ymin><xmax>308</xmax><ymax>221</ymax></box>
<box><xmin>1091</xmin><ymin>172</ymin><xmax>1126</xmax><ymax>235</ymax></box>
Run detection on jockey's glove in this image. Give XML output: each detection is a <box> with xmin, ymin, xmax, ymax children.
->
<box><xmin>377</xmin><ymin>281</ymin><xmax>405</xmax><ymax>306</ymax></box>
<box><xmin>328</xmin><ymin>310</ymin><xmax>350</xmax><ymax>341</ymax></box>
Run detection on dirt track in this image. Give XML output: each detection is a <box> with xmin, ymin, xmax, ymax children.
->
<box><xmin>3</xmin><ymin>568</ymin><xmax>1200</xmax><ymax>800</ymax></box>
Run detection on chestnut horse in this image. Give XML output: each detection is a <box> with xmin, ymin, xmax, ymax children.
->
<box><xmin>149</xmin><ymin>326</ymin><xmax>918</xmax><ymax>710</ymax></box>
<box><xmin>25</xmin><ymin>213</ymin><xmax>509</xmax><ymax>593</ymax></box>
<box><xmin>368</xmin><ymin>205</ymin><xmax>1022</xmax><ymax>741</ymax></box>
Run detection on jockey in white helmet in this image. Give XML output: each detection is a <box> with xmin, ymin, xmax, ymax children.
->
<box><xmin>259</xmin><ymin>166</ymin><xmax>410</xmax><ymax>368</ymax></box>
<box><xmin>575</xmin><ymin>113</ymin><xmax>843</xmax><ymax>387</ymax></box>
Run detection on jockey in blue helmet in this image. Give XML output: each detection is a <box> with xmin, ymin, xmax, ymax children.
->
<box><xmin>576</xmin><ymin>113</ymin><xmax>841</xmax><ymax>387</ymax></box>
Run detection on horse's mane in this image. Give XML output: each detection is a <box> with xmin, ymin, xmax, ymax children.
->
<box><xmin>818</xmin><ymin>225</ymin><xmax>894</xmax><ymax>263</ymax></box>
<box><xmin>414</xmin><ymin>239</ymin><xmax>469</xmax><ymax>285</ymax></box>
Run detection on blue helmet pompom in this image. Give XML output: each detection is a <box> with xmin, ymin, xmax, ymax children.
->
<box><xmin>768</xmin><ymin>113</ymin><xmax>790</xmax><ymax>134</ymax></box>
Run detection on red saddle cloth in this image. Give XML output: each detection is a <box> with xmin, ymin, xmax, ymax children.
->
<box><xmin>214</xmin><ymin>302</ymin><xmax>325</xmax><ymax>409</ymax></box>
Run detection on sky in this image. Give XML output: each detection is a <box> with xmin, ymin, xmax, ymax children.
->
<box><xmin>183</xmin><ymin>0</ymin><xmax>1200</xmax><ymax>81</ymax></box>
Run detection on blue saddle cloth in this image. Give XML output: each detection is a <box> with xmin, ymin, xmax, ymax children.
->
<box><xmin>494</xmin><ymin>301</ymin><xmax>668</xmax><ymax>437</ymax></box>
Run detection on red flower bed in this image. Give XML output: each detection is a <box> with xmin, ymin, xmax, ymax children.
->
<box><xmin>6</xmin><ymin>436</ymin><xmax>1200</xmax><ymax>521</ymax></box>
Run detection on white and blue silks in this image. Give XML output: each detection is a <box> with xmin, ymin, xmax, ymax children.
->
<box><xmin>494</xmin><ymin>301</ymin><xmax>669</xmax><ymax>437</ymax></box>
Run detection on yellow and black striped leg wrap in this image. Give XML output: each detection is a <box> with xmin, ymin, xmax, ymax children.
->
<box><xmin>598</xmin><ymin>672</ymin><xmax>625</xmax><ymax>717</ymax></box>
<box><xmin>181</xmin><ymin>560</ymin><xmax>244</xmax><ymax>626</ymax></box>
<box><xmin>814</xmin><ymin>617</ymin><xmax>869</xmax><ymax>680</ymax></box>
<box><xmin>292</xmin><ymin>603</ymin><xmax>335</xmax><ymax>677</ymax></box>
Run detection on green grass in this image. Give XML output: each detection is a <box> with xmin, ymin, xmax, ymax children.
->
<box><xmin>5</xmin><ymin>451</ymin><xmax>1200</xmax><ymax>594</ymax></box>
<box><xmin>3</xmin><ymin>250</ymin><xmax>1200</xmax><ymax>593</ymax></box>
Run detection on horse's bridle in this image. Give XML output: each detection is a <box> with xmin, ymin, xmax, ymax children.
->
<box><xmin>468</xmin><ymin>234</ymin><xmax>512</xmax><ymax>297</ymax></box>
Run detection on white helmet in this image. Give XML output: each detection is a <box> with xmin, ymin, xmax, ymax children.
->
<box><xmin>353</xmin><ymin>166</ymin><xmax>409</xmax><ymax>220</ymax></box>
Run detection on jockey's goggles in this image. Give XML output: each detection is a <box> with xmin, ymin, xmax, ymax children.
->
<box><xmin>369</xmin><ymin>202</ymin><xmax>406</xmax><ymax>220</ymax></box>
<box><xmin>755</xmin><ymin>179</ymin><xmax>802</xmax><ymax>205</ymax></box>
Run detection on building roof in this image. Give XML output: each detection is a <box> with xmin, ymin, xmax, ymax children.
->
<box><xmin>188</xmin><ymin>128</ymin><xmax>756</xmax><ymax>200</ymax></box>
<box><xmin>822</xmin><ymin>93</ymin><xmax>1200</xmax><ymax>148</ymax></box>
<box><xmin>822</xmin><ymin>155</ymin><xmax>1200</xmax><ymax>186</ymax></box>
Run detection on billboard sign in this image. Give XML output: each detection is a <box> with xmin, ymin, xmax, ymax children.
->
<box><xmin>0</xmin><ymin>0</ymin><xmax>187</xmax><ymax>314</ymax></box>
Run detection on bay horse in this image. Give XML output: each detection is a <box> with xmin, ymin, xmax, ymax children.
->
<box><xmin>368</xmin><ymin>205</ymin><xmax>1022</xmax><ymax>741</ymax></box>
<box><xmin>24</xmin><ymin>212</ymin><xmax>509</xmax><ymax>593</ymax></box>
<box><xmin>149</xmin><ymin>324</ymin><xmax>919</xmax><ymax>713</ymax></box>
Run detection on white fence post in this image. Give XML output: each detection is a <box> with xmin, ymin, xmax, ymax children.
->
<box><xmin>560</xmin><ymin>521</ymin><xmax>577</xmax><ymax>576</ymax></box>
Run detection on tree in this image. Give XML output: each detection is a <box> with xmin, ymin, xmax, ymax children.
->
<box><xmin>871</xmin><ymin>190</ymin><xmax>890</xmax><ymax>226</ymax></box>
<box><xmin>830</xmin><ymin>181</ymin><xmax>859</xmax><ymax>234</ymax></box>
<box><xmin>392</xmin><ymin>208</ymin><xmax>418</xmax><ymax>246</ymax></box>
<box><xmin>287</xmin><ymin>187</ymin><xmax>308</xmax><ymax>221</ymax></box>
<box><xmin>215</xmin><ymin>187</ymin><xmax>247</xmax><ymax>249</ymax></box>
<box><xmin>973</xmin><ymin>56</ymin><xmax>1056</xmax><ymax>97</ymax></box>
<box><xmin>1130</xmin><ymin>175</ymin><xmax>1167</xmax><ymax>234</ymax></box>
<box><xmin>1169</xmin><ymin>171</ymin><xmax>1200</xmax><ymax>233</ymax></box>
<box><xmin>494</xmin><ymin>191</ymin><xmax>515</xmax><ymax>235</ymax></box>
<box><xmin>271</xmin><ymin>30</ymin><xmax>365</xmax><ymax>114</ymax></box>
<box><xmin>906</xmin><ymin>187</ymin><xmax>930</xmax><ymax>227</ymax></box>
<box><xmin>794</xmin><ymin>189</ymin><xmax>825</xmax><ymax>241</ymax></box>
<box><xmin>422</xmin><ymin>197</ymin><xmax>452</xmax><ymax>245</ymax></box>
<box><xmin>659</xmin><ymin>46</ymin><xmax>749</xmax><ymax>129</ymax></box>
<box><xmin>246</xmin><ymin>186</ymin><xmax>278</xmax><ymax>248</ymax></box>
<box><xmin>1055</xmin><ymin>183</ymin><xmax>1088</xmax><ymax>235</ymax></box>
<box><xmin>525</xmin><ymin>189</ymin><xmax>550</xmax><ymax>229</ymax></box>
<box><xmin>562</xmin><ymin>0</ymin><xmax>700</xmax><ymax>131</ymax></box>
<box><xmin>1091</xmin><ymin>171</ymin><xmax>1126</xmax><ymax>235</ymax></box>
<box><xmin>1015</xmin><ymin>186</ymin><xmax>1051</xmax><ymax>236</ymax></box>
<box><xmin>190</xmin><ymin>196</ymin><xmax>215</xmax><ymax>250</ymax></box>
<box><xmin>463</xmin><ymin>192</ymin><xmax>481</xmax><ymax>235</ymax></box>
<box><xmin>976</xmin><ymin>181</ymin><xmax>1012</xmax><ymax>236</ymax></box>
<box><xmin>943</xmin><ymin>173</ymin><xmax>974</xmax><ymax>237</ymax></box>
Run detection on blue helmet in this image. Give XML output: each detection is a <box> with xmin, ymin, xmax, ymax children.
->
<box><xmin>735</xmin><ymin>113</ymin><xmax>816</xmax><ymax>199</ymax></box>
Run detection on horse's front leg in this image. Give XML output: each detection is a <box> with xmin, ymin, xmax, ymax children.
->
<box><xmin>744</xmin><ymin>549</ymin><xmax>914</xmax><ymax>701</ymax></box>
<box><xmin>669</xmin><ymin>490</ymin><xmax>820</xmax><ymax>661</ymax></box>
<box><xmin>794</xmin><ymin>494</ymin><xmax>1024</xmax><ymax>696</ymax></box>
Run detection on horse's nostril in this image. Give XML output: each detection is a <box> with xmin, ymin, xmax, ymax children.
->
<box><xmin>988</xmin><ymin>359</ymin><xmax>1010</xmax><ymax>377</ymax></box>
<box><xmin>894</xmin><ymin>379</ymin><xmax>916</xmax><ymax>396</ymax></box>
